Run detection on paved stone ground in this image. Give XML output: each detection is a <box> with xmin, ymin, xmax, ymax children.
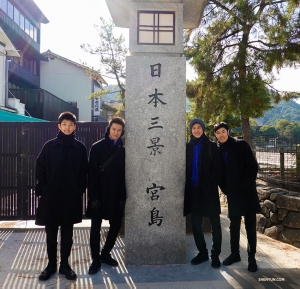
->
<box><xmin>0</xmin><ymin>207</ymin><xmax>299</xmax><ymax>289</ymax></box>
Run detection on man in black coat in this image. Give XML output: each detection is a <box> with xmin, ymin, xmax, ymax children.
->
<box><xmin>35</xmin><ymin>112</ymin><xmax>88</xmax><ymax>281</ymax></box>
<box><xmin>87</xmin><ymin>117</ymin><xmax>126</xmax><ymax>275</ymax></box>
<box><xmin>214</xmin><ymin>122</ymin><xmax>261</xmax><ymax>272</ymax></box>
<box><xmin>184</xmin><ymin>118</ymin><xmax>223</xmax><ymax>268</ymax></box>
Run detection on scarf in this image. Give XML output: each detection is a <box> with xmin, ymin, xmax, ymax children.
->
<box><xmin>190</xmin><ymin>136</ymin><xmax>203</xmax><ymax>187</ymax></box>
<box><xmin>57</xmin><ymin>130</ymin><xmax>75</xmax><ymax>145</ymax></box>
<box><xmin>218</xmin><ymin>139</ymin><xmax>228</xmax><ymax>165</ymax></box>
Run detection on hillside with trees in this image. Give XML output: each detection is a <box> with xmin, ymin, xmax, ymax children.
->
<box><xmin>261</xmin><ymin>100</ymin><xmax>300</xmax><ymax>125</ymax></box>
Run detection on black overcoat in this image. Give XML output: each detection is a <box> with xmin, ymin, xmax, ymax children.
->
<box><xmin>88</xmin><ymin>134</ymin><xmax>126</xmax><ymax>220</ymax></box>
<box><xmin>218</xmin><ymin>137</ymin><xmax>261</xmax><ymax>217</ymax></box>
<box><xmin>184</xmin><ymin>134</ymin><xmax>223</xmax><ymax>217</ymax></box>
<box><xmin>35</xmin><ymin>136</ymin><xmax>88</xmax><ymax>226</ymax></box>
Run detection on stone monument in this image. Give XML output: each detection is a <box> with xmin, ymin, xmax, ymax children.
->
<box><xmin>105</xmin><ymin>0</ymin><xmax>205</xmax><ymax>265</ymax></box>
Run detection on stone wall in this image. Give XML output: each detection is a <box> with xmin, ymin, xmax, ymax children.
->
<box><xmin>256</xmin><ymin>183</ymin><xmax>300</xmax><ymax>248</ymax></box>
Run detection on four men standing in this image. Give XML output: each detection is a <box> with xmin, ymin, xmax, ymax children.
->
<box><xmin>35</xmin><ymin>113</ymin><xmax>260</xmax><ymax>280</ymax></box>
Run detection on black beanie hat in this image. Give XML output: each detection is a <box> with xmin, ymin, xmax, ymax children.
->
<box><xmin>213</xmin><ymin>122</ymin><xmax>229</xmax><ymax>132</ymax></box>
<box><xmin>190</xmin><ymin>118</ymin><xmax>205</xmax><ymax>134</ymax></box>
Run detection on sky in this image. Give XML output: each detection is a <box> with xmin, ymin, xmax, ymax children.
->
<box><xmin>34</xmin><ymin>0</ymin><xmax>300</xmax><ymax>98</ymax></box>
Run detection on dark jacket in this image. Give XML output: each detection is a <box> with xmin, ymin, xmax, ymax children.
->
<box><xmin>88</xmin><ymin>134</ymin><xmax>126</xmax><ymax>220</ymax></box>
<box><xmin>218</xmin><ymin>137</ymin><xmax>261</xmax><ymax>217</ymax></box>
<box><xmin>35</xmin><ymin>133</ymin><xmax>88</xmax><ymax>226</ymax></box>
<box><xmin>184</xmin><ymin>134</ymin><xmax>223</xmax><ymax>217</ymax></box>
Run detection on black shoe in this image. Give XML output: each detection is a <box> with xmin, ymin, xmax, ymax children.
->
<box><xmin>211</xmin><ymin>256</ymin><xmax>221</xmax><ymax>268</ymax></box>
<box><xmin>101</xmin><ymin>253</ymin><xmax>118</xmax><ymax>266</ymax></box>
<box><xmin>223</xmin><ymin>253</ymin><xmax>241</xmax><ymax>266</ymax></box>
<box><xmin>59</xmin><ymin>264</ymin><xmax>77</xmax><ymax>280</ymax></box>
<box><xmin>88</xmin><ymin>259</ymin><xmax>101</xmax><ymax>274</ymax></box>
<box><xmin>248</xmin><ymin>256</ymin><xmax>258</xmax><ymax>272</ymax></box>
<box><xmin>38</xmin><ymin>264</ymin><xmax>57</xmax><ymax>281</ymax></box>
<box><xmin>191</xmin><ymin>253</ymin><xmax>209</xmax><ymax>265</ymax></box>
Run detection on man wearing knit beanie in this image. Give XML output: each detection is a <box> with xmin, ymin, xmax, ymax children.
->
<box><xmin>184</xmin><ymin>118</ymin><xmax>223</xmax><ymax>268</ymax></box>
<box><xmin>189</xmin><ymin>118</ymin><xmax>206</xmax><ymax>133</ymax></box>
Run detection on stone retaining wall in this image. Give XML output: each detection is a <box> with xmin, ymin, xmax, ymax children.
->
<box><xmin>256</xmin><ymin>183</ymin><xmax>300</xmax><ymax>248</ymax></box>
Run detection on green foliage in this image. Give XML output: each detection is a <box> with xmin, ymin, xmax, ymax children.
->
<box><xmin>275</xmin><ymin>119</ymin><xmax>300</xmax><ymax>140</ymax></box>
<box><xmin>258</xmin><ymin>126</ymin><xmax>279</xmax><ymax>136</ymax></box>
<box><xmin>81</xmin><ymin>17</ymin><xmax>127</xmax><ymax>108</ymax></box>
<box><xmin>262</xmin><ymin>100</ymin><xmax>300</xmax><ymax>125</ymax></box>
<box><xmin>185</xmin><ymin>0</ymin><xmax>300</xmax><ymax>145</ymax></box>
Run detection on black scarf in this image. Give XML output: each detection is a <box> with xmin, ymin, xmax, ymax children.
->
<box><xmin>218</xmin><ymin>139</ymin><xmax>229</xmax><ymax>165</ymax></box>
<box><xmin>57</xmin><ymin>130</ymin><xmax>75</xmax><ymax>145</ymax></box>
<box><xmin>190</xmin><ymin>135</ymin><xmax>202</xmax><ymax>145</ymax></box>
<box><xmin>218</xmin><ymin>139</ymin><xmax>228</xmax><ymax>151</ymax></box>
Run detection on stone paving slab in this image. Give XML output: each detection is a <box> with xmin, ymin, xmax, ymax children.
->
<box><xmin>0</xmin><ymin>208</ymin><xmax>299</xmax><ymax>289</ymax></box>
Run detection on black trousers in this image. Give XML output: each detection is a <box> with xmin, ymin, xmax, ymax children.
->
<box><xmin>229</xmin><ymin>214</ymin><xmax>257</xmax><ymax>256</ymax></box>
<box><xmin>90</xmin><ymin>215</ymin><xmax>122</xmax><ymax>261</ymax></box>
<box><xmin>191</xmin><ymin>211</ymin><xmax>222</xmax><ymax>257</ymax></box>
<box><xmin>45</xmin><ymin>224</ymin><xmax>74</xmax><ymax>265</ymax></box>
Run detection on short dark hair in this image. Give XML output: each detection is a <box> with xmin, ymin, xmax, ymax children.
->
<box><xmin>58</xmin><ymin>111</ymin><xmax>77</xmax><ymax>124</ymax></box>
<box><xmin>213</xmin><ymin>122</ymin><xmax>229</xmax><ymax>132</ymax></box>
<box><xmin>109</xmin><ymin>117</ymin><xmax>125</xmax><ymax>129</ymax></box>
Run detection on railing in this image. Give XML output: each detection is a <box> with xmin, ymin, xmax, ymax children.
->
<box><xmin>254</xmin><ymin>135</ymin><xmax>300</xmax><ymax>190</ymax></box>
<box><xmin>9</xmin><ymin>89</ymin><xmax>79</xmax><ymax>121</ymax></box>
<box><xmin>0</xmin><ymin>9</ymin><xmax>40</xmax><ymax>52</ymax></box>
<box><xmin>8</xmin><ymin>61</ymin><xmax>40</xmax><ymax>87</ymax></box>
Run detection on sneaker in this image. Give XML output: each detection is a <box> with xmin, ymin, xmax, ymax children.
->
<box><xmin>191</xmin><ymin>253</ymin><xmax>209</xmax><ymax>265</ymax></box>
<box><xmin>101</xmin><ymin>253</ymin><xmax>118</xmax><ymax>266</ymax></box>
<box><xmin>88</xmin><ymin>259</ymin><xmax>101</xmax><ymax>274</ymax></box>
<box><xmin>59</xmin><ymin>264</ymin><xmax>77</xmax><ymax>280</ymax></box>
<box><xmin>222</xmin><ymin>253</ymin><xmax>241</xmax><ymax>266</ymax></box>
<box><xmin>38</xmin><ymin>263</ymin><xmax>57</xmax><ymax>281</ymax></box>
<box><xmin>211</xmin><ymin>256</ymin><xmax>221</xmax><ymax>268</ymax></box>
<box><xmin>248</xmin><ymin>256</ymin><xmax>258</xmax><ymax>272</ymax></box>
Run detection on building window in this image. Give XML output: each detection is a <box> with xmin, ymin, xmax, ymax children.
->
<box><xmin>5</xmin><ymin>1</ymin><xmax>39</xmax><ymax>43</ymax></box>
<box><xmin>138</xmin><ymin>11</ymin><xmax>175</xmax><ymax>45</ymax></box>
<box><xmin>33</xmin><ymin>27</ymin><xmax>37</xmax><ymax>42</ymax></box>
<box><xmin>19</xmin><ymin>53</ymin><xmax>23</xmax><ymax>66</ymax></box>
<box><xmin>20</xmin><ymin>13</ymin><xmax>24</xmax><ymax>30</ymax></box>
<box><xmin>0</xmin><ymin>0</ymin><xmax>7</xmax><ymax>12</ymax></box>
<box><xmin>25</xmin><ymin>18</ymin><xmax>29</xmax><ymax>35</ymax></box>
<box><xmin>29</xmin><ymin>23</ymin><xmax>34</xmax><ymax>38</ymax></box>
<box><xmin>24</xmin><ymin>58</ymin><xmax>30</xmax><ymax>71</ymax></box>
<box><xmin>7</xmin><ymin>1</ymin><xmax>13</xmax><ymax>18</ymax></box>
<box><xmin>13</xmin><ymin>6</ymin><xmax>19</xmax><ymax>24</ymax></box>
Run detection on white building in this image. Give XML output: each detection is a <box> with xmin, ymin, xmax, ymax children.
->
<box><xmin>0</xmin><ymin>27</ymin><xmax>20</xmax><ymax>110</ymax></box>
<box><xmin>40</xmin><ymin>50</ymin><xmax>107</xmax><ymax>121</ymax></box>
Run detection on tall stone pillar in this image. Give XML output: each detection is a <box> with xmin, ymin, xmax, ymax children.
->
<box><xmin>105</xmin><ymin>0</ymin><xmax>205</xmax><ymax>265</ymax></box>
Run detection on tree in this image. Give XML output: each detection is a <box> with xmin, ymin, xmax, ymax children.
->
<box><xmin>258</xmin><ymin>126</ymin><xmax>278</xmax><ymax>136</ymax></box>
<box><xmin>275</xmin><ymin>119</ymin><xmax>292</xmax><ymax>135</ymax></box>
<box><xmin>276</xmin><ymin>119</ymin><xmax>300</xmax><ymax>141</ymax></box>
<box><xmin>185</xmin><ymin>0</ymin><xmax>300</xmax><ymax>146</ymax></box>
<box><xmin>81</xmin><ymin>17</ymin><xmax>128</xmax><ymax>110</ymax></box>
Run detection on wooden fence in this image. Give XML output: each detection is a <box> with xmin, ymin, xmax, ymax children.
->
<box><xmin>0</xmin><ymin>122</ymin><xmax>107</xmax><ymax>220</ymax></box>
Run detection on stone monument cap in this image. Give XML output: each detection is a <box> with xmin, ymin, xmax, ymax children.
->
<box><xmin>105</xmin><ymin>0</ymin><xmax>205</xmax><ymax>29</ymax></box>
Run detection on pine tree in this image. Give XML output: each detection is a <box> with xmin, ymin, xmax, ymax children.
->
<box><xmin>81</xmin><ymin>17</ymin><xmax>127</xmax><ymax>111</ymax></box>
<box><xmin>185</xmin><ymin>0</ymin><xmax>300</xmax><ymax>145</ymax></box>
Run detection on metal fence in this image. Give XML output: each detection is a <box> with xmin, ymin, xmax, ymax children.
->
<box><xmin>0</xmin><ymin>122</ymin><xmax>107</xmax><ymax>220</ymax></box>
<box><xmin>254</xmin><ymin>135</ymin><xmax>300</xmax><ymax>191</ymax></box>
